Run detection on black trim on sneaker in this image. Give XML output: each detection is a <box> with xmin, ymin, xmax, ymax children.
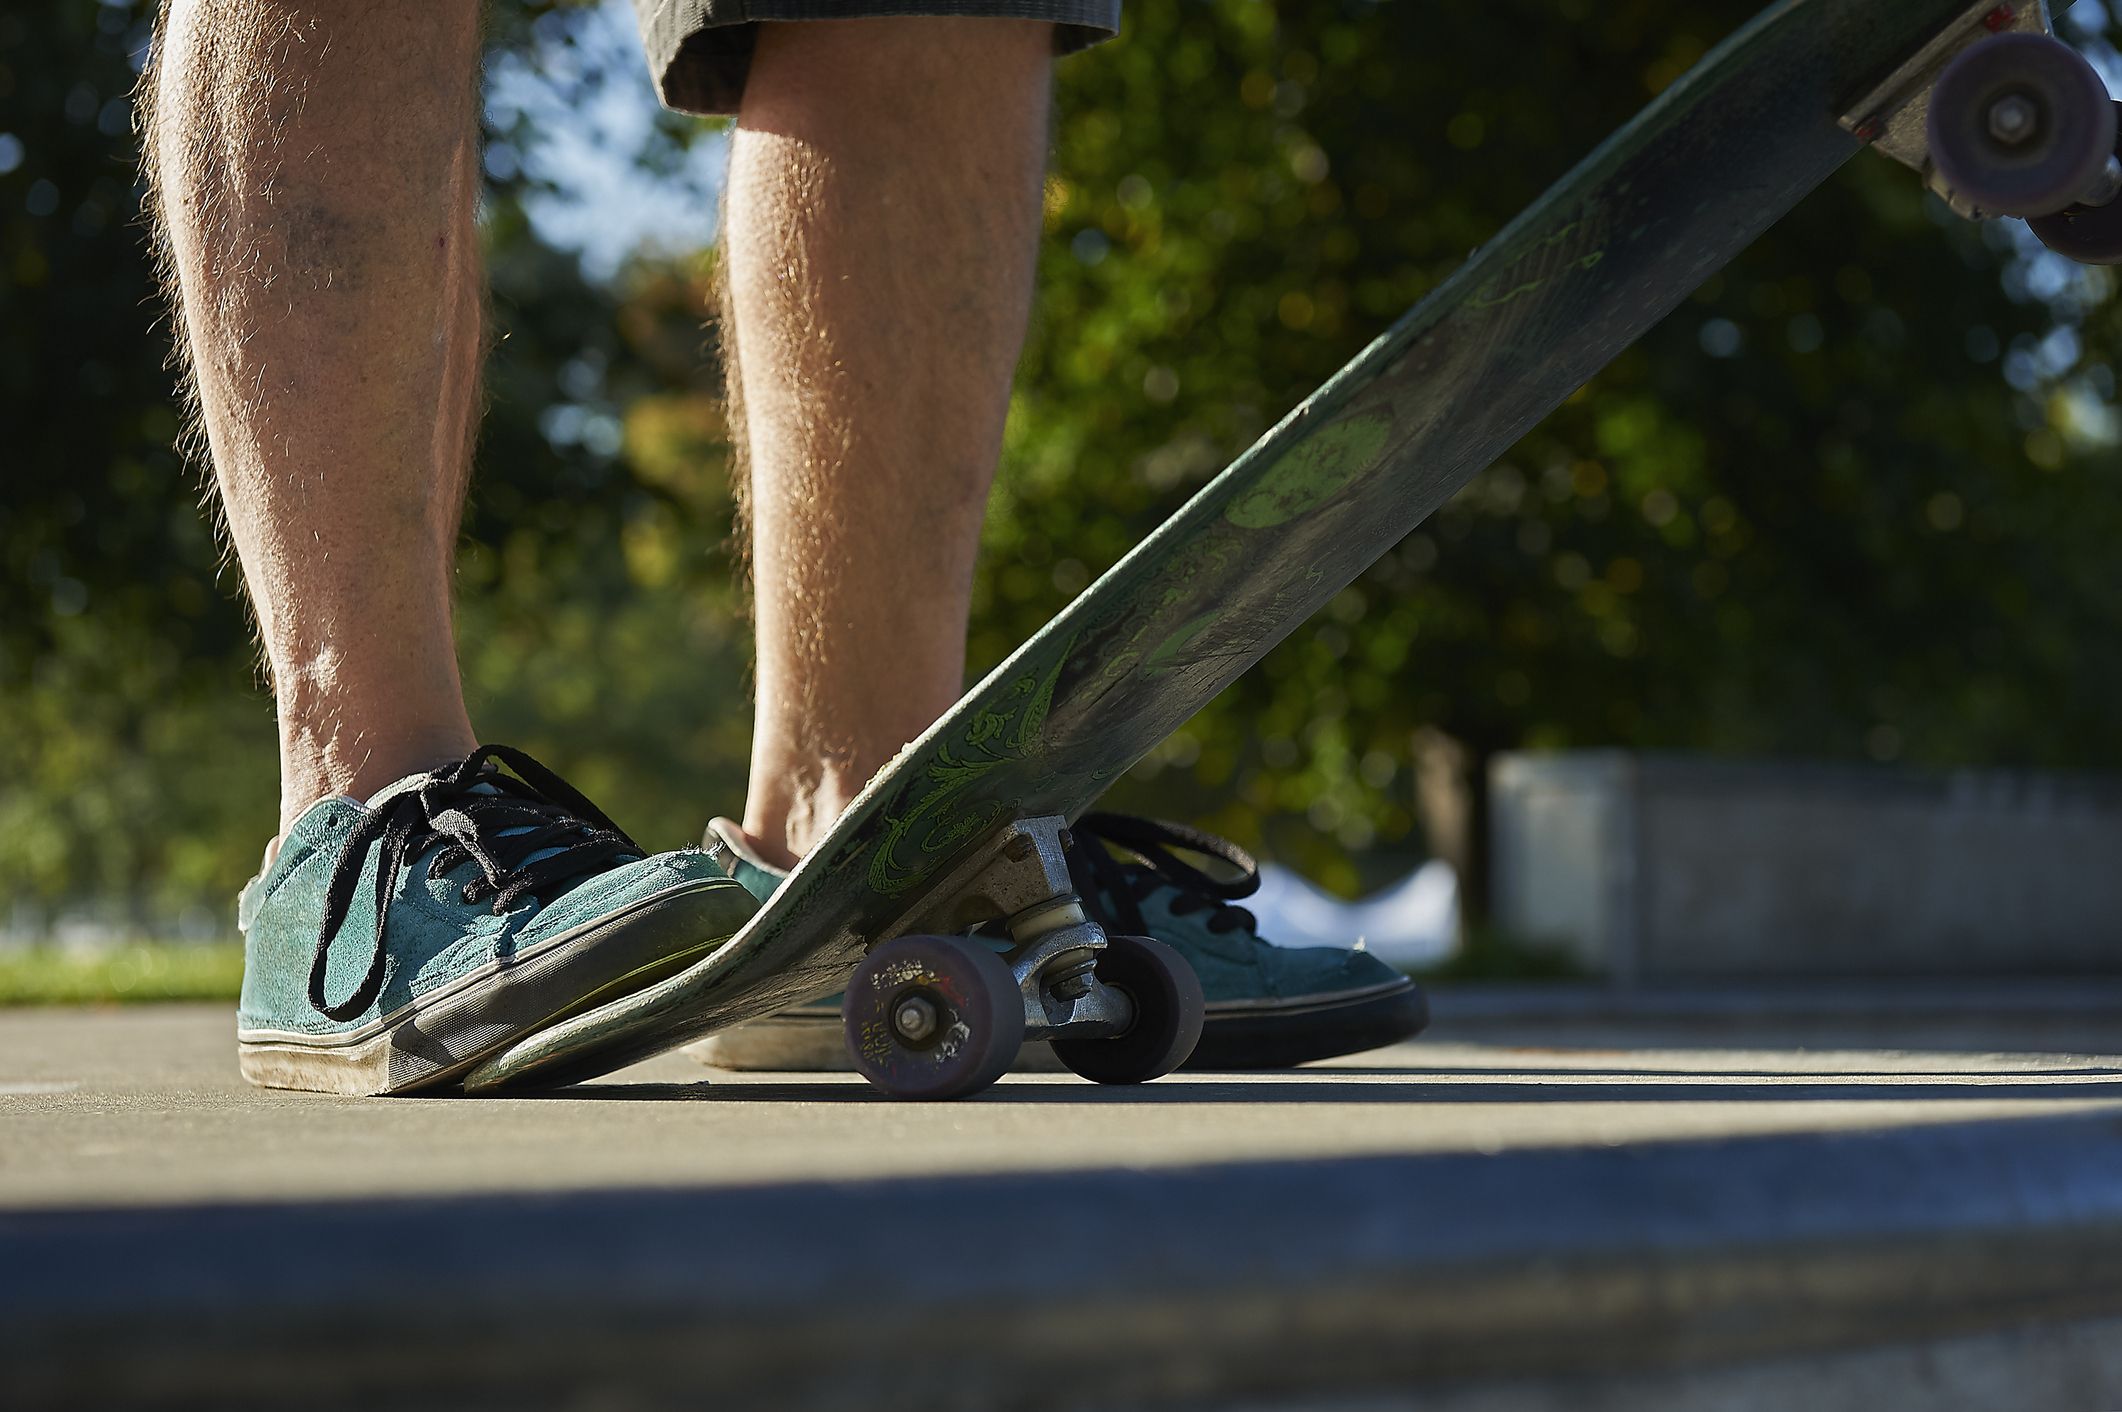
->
<box><xmin>689</xmin><ymin>972</ymin><xmax>1431</xmax><ymax>1073</ymax></box>
<box><xmin>1183</xmin><ymin>977</ymin><xmax>1429</xmax><ymax>1070</ymax></box>
<box><xmin>689</xmin><ymin>811</ymin><xmax>1433</xmax><ymax>1074</ymax></box>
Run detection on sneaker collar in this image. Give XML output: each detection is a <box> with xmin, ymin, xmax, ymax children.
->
<box><xmin>702</xmin><ymin>818</ymin><xmax>788</xmax><ymax>903</ymax></box>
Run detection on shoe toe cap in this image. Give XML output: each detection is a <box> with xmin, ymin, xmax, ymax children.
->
<box><xmin>1245</xmin><ymin>939</ymin><xmax>1404</xmax><ymax>999</ymax></box>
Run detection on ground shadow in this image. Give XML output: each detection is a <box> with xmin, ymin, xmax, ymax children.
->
<box><xmin>535</xmin><ymin>1069</ymin><xmax>2122</xmax><ymax>1106</ymax></box>
<box><xmin>1310</xmin><ymin>1063</ymin><xmax>2122</xmax><ymax>1079</ymax></box>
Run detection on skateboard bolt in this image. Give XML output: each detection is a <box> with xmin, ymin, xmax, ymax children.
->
<box><xmin>1988</xmin><ymin>94</ymin><xmax>2039</xmax><ymax>146</ymax></box>
<box><xmin>1006</xmin><ymin>834</ymin><xmax>1035</xmax><ymax>863</ymax></box>
<box><xmin>892</xmin><ymin>994</ymin><xmax>940</xmax><ymax>1043</ymax></box>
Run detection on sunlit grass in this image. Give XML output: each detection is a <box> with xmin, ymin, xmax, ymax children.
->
<box><xmin>1413</xmin><ymin>926</ymin><xmax>1584</xmax><ymax>982</ymax></box>
<box><xmin>0</xmin><ymin>943</ymin><xmax>244</xmax><ymax>1006</ymax></box>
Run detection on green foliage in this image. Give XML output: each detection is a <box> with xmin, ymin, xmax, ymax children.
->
<box><xmin>1415</xmin><ymin>926</ymin><xmax>1585</xmax><ymax>983</ymax></box>
<box><xmin>0</xmin><ymin>942</ymin><xmax>245</xmax><ymax>1006</ymax></box>
<box><xmin>1</xmin><ymin>2</ymin><xmax>752</xmax><ymax>922</ymax></box>
<box><xmin>0</xmin><ymin>3</ymin><xmax>278</xmax><ymax>917</ymax></box>
<box><xmin>4</xmin><ymin>0</ymin><xmax>2120</xmax><ymax>928</ymax></box>
<box><xmin>992</xmin><ymin>0</ymin><xmax>2122</xmax><ymax>891</ymax></box>
<box><xmin>458</xmin><ymin>208</ymin><xmax>754</xmax><ymax>855</ymax></box>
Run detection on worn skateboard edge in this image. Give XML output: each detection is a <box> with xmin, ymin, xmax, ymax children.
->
<box><xmin>461</xmin><ymin>0</ymin><xmax>1986</xmax><ymax>1094</ymax></box>
<box><xmin>10</xmin><ymin>1113</ymin><xmax>2122</xmax><ymax>1408</ymax></box>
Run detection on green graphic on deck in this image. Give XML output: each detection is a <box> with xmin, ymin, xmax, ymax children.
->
<box><xmin>1145</xmin><ymin>611</ymin><xmax>1219</xmax><ymax>673</ymax></box>
<box><xmin>867</xmin><ymin>647</ymin><xmax>1070</xmax><ymax>897</ymax></box>
<box><xmin>1467</xmin><ymin>219</ymin><xmax>1609</xmax><ymax>310</ymax></box>
<box><xmin>1225</xmin><ymin>412</ymin><xmax>1394</xmax><ymax>530</ymax></box>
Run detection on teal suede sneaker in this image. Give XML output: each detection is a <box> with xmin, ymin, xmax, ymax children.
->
<box><xmin>237</xmin><ymin>744</ymin><xmax>757</xmax><ymax>1096</ymax></box>
<box><xmin>689</xmin><ymin>813</ymin><xmax>1427</xmax><ymax>1072</ymax></box>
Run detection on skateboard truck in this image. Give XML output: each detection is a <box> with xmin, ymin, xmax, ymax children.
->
<box><xmin>1841</xmin><ymin>0</ymin><xmax>2122</xmax><ymax>261</ymax></box>
<box><xmin>841</xmin><ymin>815</ymin><xmax>1205</xmax><ymax>1098</ymax></box>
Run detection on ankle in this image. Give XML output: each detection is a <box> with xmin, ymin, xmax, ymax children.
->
<box><xmin>740</xmin><ymin>787</ymin><xmax>859</xmax><ymax>870</ymax></box>
<box><xmin>277</xmin><ymin>723</ymin><xmax>477</xmax><ymax>836</ymax></box>
<box><xmin>723</xmin><ymin>820</ymin><xmax>799</xmax><ymax>874</ymax></box>
<box><xmin>270</xmin><ymin>646</ymin><xmax>477</xmax><ymax>831</ymax></box>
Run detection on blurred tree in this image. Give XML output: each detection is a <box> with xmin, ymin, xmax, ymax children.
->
<box><xmin>0</xmin><ymin>0</ymin><xmax>750</xmax><ymax>924</ymax></box>
<box><xmin>3</xmin><ymin>0</ymin><xmax>2118</xmax><ymax>928</ymax></box>
<box><xmin>993</xmin><ymin>0</ymin><xmax>2122</xmax><ymax>899</ymax></box>
<box><xmin>0</xmin><ymin>2</ymin><xmax>270</xmax><ymax>922</ymax></box>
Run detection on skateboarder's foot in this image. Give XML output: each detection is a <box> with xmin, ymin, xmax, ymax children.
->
<box><xmin>236</xmin><ymin>745</ymin><xmax>758</xmax><ymax>1096</ymax></box>
<box><xmin>690</xmin><ymin>813</ymin><xmax>1427</xmax><ymax>1073</ymax></box>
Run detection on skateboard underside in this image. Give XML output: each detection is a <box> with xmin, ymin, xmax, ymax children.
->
<box><xmin>461</xmin><ymin>0</ymin><xmax>2004</xmax><ymax>1094</ymax></box>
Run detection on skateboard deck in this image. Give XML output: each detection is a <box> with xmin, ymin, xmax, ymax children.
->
<box><xmin>464</xmin><ymin>0</ymin><xmax>1997</xmax><ymax>1093</ymax></box>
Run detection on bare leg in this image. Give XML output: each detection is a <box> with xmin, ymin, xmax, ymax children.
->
<box><xmin>724</xmin><ymin>19</ymin><xmax>1052</xmax><ymax>868</ymax></box>
<box><xmin>144</xmin><ymin>1</ymin><xmax>481</xmax><ymax>839</ymax></box>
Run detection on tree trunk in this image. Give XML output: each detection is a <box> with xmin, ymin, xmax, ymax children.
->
<box><xmin>1413</xmin><ymin>727</ymin><xmax>1490</xmax><ymax>937</ymax></box>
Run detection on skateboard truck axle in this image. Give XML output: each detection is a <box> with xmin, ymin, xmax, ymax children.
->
<box><xmin>1002</xmin><ymin>896</ymin><xmax>1133</xmax><ymax>1042</ymax></box>
<box><xmin>864</xmin><ymin>814</ymin><xmax>1135</xmax><ymax>1042</ymax></box>
<box><xmin>1840</xmin><ymin>0</ymin><xmax>2122</xmax><ymax>258</ymax></box>
<box><xmin>840</xmin><ymin>813</ymin><xmax>1202</xmax><ymax>1096</ymax></box>
<box><xmin>890</xmin><ymin>994</ymin><xmax>941</xmax><ymax>1043</ymax></box>
<box><xmin>1839</xmin><ymin>0</ymin><xmax>2058</xmax><ymax>210</ymax></box>
<box><xmin>1979</xmin><ymin>90</ymin><xmax>2122</xmax><ymax>206</ymax></box>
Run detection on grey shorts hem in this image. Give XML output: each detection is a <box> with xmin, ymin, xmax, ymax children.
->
<box><xmin>632</xmin><ymin>0</ymin><xmax>1121</xmax><ymax>116</ymax></box>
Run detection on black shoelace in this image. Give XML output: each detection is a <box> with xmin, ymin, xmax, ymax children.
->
<box><xmin>1068</xmin><ymin>812</ymin><xmax>1260</xmax><ymax>938</ymax></box>
<box><xmin>310</xmin><ymin>744</ymin><xmax>643</xmax><ymax>1021</ymax></box>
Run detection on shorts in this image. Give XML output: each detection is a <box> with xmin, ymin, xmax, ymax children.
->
<box><xmin>629</xmin><ymin>0</ymin><xmax>1123</xmax><ymax>116</ymax></box>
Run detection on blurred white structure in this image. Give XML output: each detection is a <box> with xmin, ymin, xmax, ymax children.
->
<box><xmin>1249</xmin><ymin>860</ymin><xmax>1459</xmax><ymax>970</ymax></box>
<box><xmin>1490</xmin><ymin>751</ymin><xmax>2122</xmax><ymax>980</ymax></box>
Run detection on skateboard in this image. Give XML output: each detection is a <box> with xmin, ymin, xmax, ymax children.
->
<box><xmin>462</xmin><ymin>0</ymin><xmax>2117</xmax><ymax>1099</ymax></box>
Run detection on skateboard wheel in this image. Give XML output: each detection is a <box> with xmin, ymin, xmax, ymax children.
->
<box><xmin>2030</xmin><ymin>103</ymin><xmax>2122</xmax><ymax>263</ymax></box>
<box><xmin>843</xmin><ymin>935</ymin><xmax>1024</xmax><ymax>1099</ymax></box>
<box><xmin>1926</xmin><ymin>33</ymin><xmax>2115</xmax><ymax>218</ymax></box>
<box><xmin>1050</xmin><ymin>935</ymin><xmax>1205</xmax><ymax>1085</ymax></box>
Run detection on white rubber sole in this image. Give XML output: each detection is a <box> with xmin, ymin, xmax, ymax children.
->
<box><xmin>686</xmin><ymin>976</ymin><xmax>1426</xmax><ymax>1074</ymax></box>
<box><xmin>238</xmin><ymin>879</ymin><xmax>751</xmax><ymax>1096</ymax></box>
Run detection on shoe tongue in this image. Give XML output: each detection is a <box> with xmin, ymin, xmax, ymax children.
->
<box><xmin>365</xmin><ymin>772</ymin><xmax>432</xmax><ymax>808</ymax></box>
<box><xmin>365</xmin><ymin>770</ymin><xmax>504</xmax><ymax>809</ymax></box>
<box><xmin>364</xmin><ymin>769</ymin><xmax>589</xmax><ymax>883</ymax></box>
<box><xmin>367</xmin><ymin>774</ymin><xmax>543</xmax><ymax>853</ymax></box>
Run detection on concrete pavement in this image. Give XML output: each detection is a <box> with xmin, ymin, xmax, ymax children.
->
<box><xmin>5</xmin><ymin>990</ymin><xmax>2121</xmax><ymax>1408</ymax></box>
